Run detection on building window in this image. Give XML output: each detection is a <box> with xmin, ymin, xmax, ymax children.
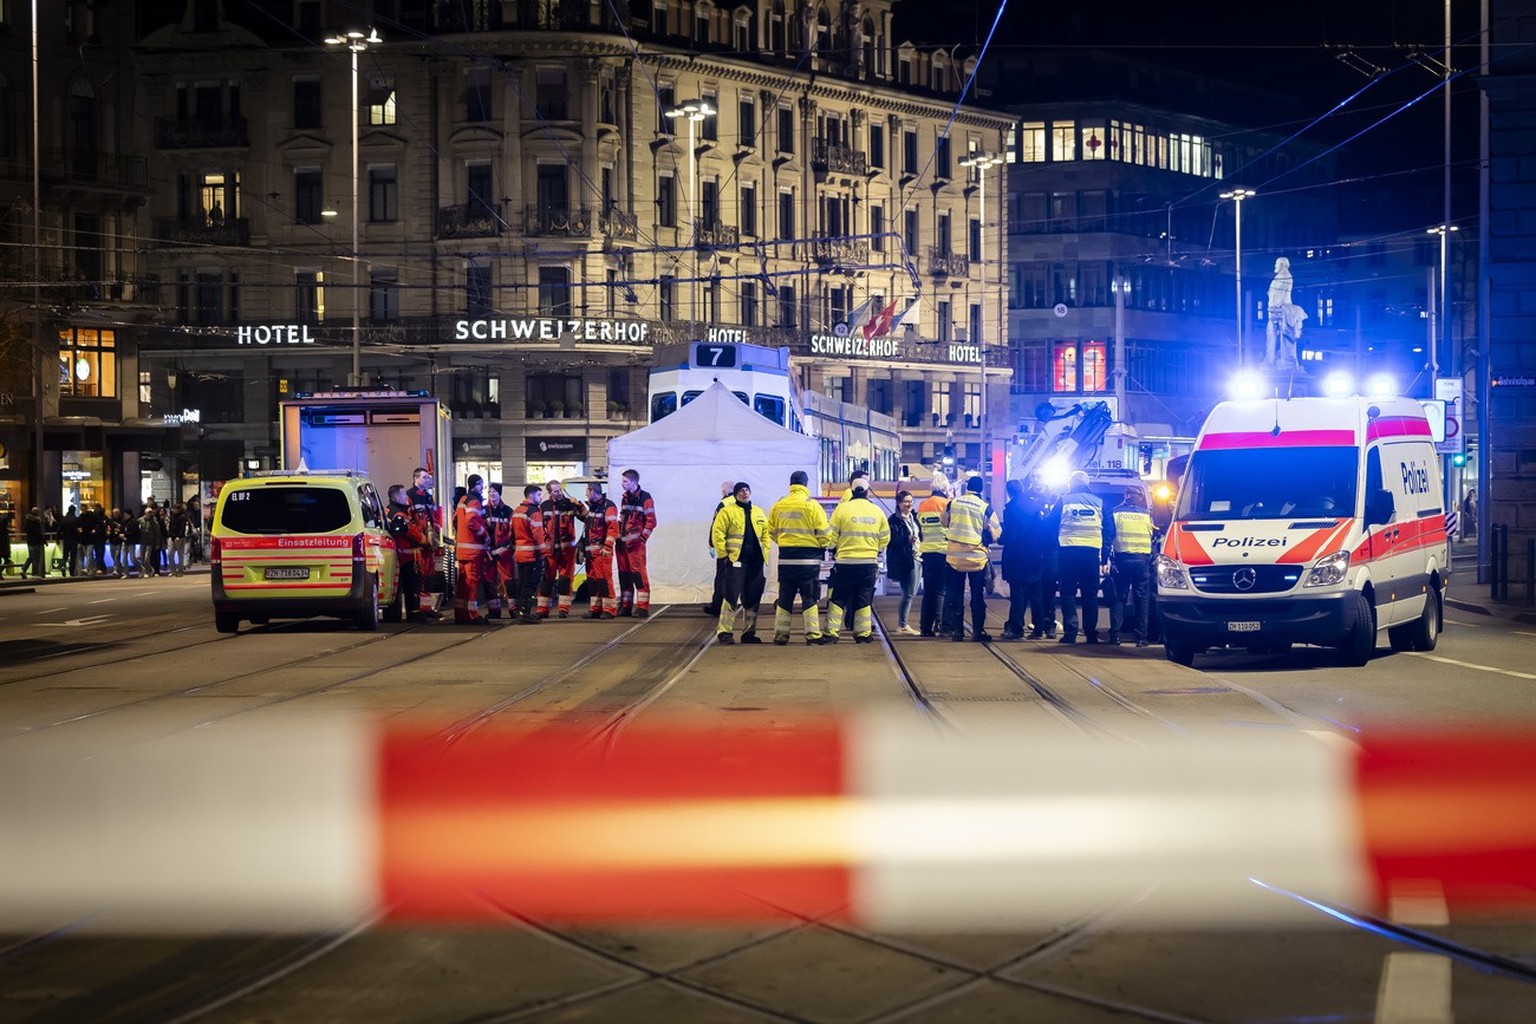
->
<box><xmin>370</xmin><ymin>270</ymin><xmax>399</xmax><ymax>319</ymax></box>
<box><xmin>937</xmin><ymin>212</ymin><xmax>951</xmax><ymax>256</ymax></box>
<box><xmin>294</xmin><ymin>168</ymin><xmax>323</xmax><ymax>224</ymax></box>
<box><xmin>778</xmin><ymin>188</ymin><xmax>795</xmax><ymax>238</ymax></box>
<box><xmin>368</xmin><ymin>165</ymin><xmax>398</xmax><ymax>222</ymax></box>
<box><xmin>600</xmin><ymin>76</ymin><xmax>617</xmax><ymax>123</ymax></box>
<box><xmin>296</xmin><ymin>270</ymin><xmax>324</xmax><ymax>323</ymax></box>
<box><xmin>657</xmin><ymin>173</ymin><xmax>676</xmax><ymax>227</ymax></box>
<box><xmin>869</xmin><ymin>123</ymin><xmax>885</xmax><ymax>168</ymax></box>
<box><xmin>741</xmin><ymin>280</ymin><xmax>758</xmax><ymax>325</ymax></box>
<box><xmin>870</xmin><ymin>204</ymin><xmax>884</xmax><ymax>251</ymax></box>
<box><xmin>701</xmin><ymin>177</ymin><xmax>719</xmax><ymax>228</ymax></box>
<box><xmin>963</xmin><ymin>382</ymin><xmax>981</xmax><ymax>424</ymax></box>
<box><xmin>935</xmin><ymin>135</ymin><xmax>951</xmax><ymax>178</ymax></box>
<box><xmin>903</xmin><ymin>129</ymin><xmax>918</xmax><ymax>174</ymax></box>
<box><xmin>969</xmin><ymin>218</ymin><xmax>981</xmax><ymax>262</ymax></box>
<box><xmin>653</xmin><ymin>1</ymin><xmax>668</xmax><ymax>34</ymax></box>
<box><xmin>969</xmin><ymin>303</ymin><xmax>983</xmax><ymax>345</ymax></box>
<box><xmin>777</xmin><ymin>105</ymin><xmax>794</xmax><ymax>153</ymax></box>
<box><xmin>779</xmin><ymin>283</ymin><xmax>796</xmax><ymax>328</ymax></box>
<box><xmin>657</xmin><ymin>84</ymin><xmax>675</xmax><ymax>134</ymax></box>
<box><xmin>56</xmin><ymin>327</ymin><xmax>116</xmax><ymax>398</ymax></box>
<box><xmin>903</xmin><ymin>208</ymin><xmax>918</xmax><ymax>256</ymax></box>
<box><xmin>366</xmin><ymin>74</ymin><xmax>396</xmax><ymax>126</ymax></box>
<box><xmin>937</xmin><ymin>300</ymin><xmax>951</xmax><ymax>343</ymax></box>
<box><xmin>702</xmin><ymin>92</ymin><xmax>718</xmax><ymax>140</ymax></box>
<box><xmin>1051</xmin><ymin>121</ymin><xmax>1076</xmax><ymax>161</ymax></box>
<box><xmin>466</xmin><ymin>263</ymin><xmax>492</xmax><ymax>317</ymax></box>
<box><xmin>929</xmin><ymin>382</ymin><xmax>951</xmax><ymax>424</ymax></box>
<box><xmin>1081</xmin><ymin>122</ymin><xmax>1107</xmax><ymax>160</ymax></box>
<box><xmin>465</xmin><ymin>68</ymin><xmax>491</xmax><ymax>121</ymax></box>
<box><xmin>659</xmin><ymin>275</ymin><xmax>675</xmax><ymax>320</ymax></box>
<box><xmin>740</xmin><ymin>183</ymin><xmax>757</xmax><ymax>236</ymax></box>
<box><xmin>1052</xmin><ymin>341</ymin><xmax>1077</xmax><ymax>392</ymax></box>
<box><xmin>608</xmin><ymin>366</ymin><xmax>631</xmax><ymax>412</ymax></box>
<box><xmin>195</xmin><ymin>271</ymin><xmax>222</xmax><ymax>323</ymax></box>
<box><xmin>293</xmin><ymin>77</ymin><xmax>320</xmax><ymax>129</ymax></box>
<box><xmin>739</xmin><ymin>98</ymin><xmax>756</xmax><ymax>146</ymax></box>
<box><xmin>538</xmin><ymin>266</ymin><xmax>572</xmax><ymax>315</ymax></box>
<box><xmin>866</xmin><ymin>378</ymin><xmax>891</xmax><ymax>415</ymax></box>
<box><xmin>1082</xmin><ymin>341</ymin><xmax>1107</xmax><ymax>391</ymax></box>
<box><xmin>535</xmin><ymin>67</ymin><xmax>567</xmax><ymax>120</ymax></box>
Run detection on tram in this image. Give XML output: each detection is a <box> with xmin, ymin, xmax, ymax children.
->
<box><xmin>647</xmin><ymin>341</ymin><xmax>902</xmax><ymax>489</ymax></box>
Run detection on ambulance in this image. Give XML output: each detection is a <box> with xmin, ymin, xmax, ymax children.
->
<box><xmin>1156</xmin><ymin>395</ymin><xmax>1448</xmax><ymax>667</ymax></box>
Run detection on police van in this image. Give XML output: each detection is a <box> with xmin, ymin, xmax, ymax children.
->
<box><xmin>1156</xmin><ymin>396</ymin><xmax>1449</xmax><ymax>667</ymax></box>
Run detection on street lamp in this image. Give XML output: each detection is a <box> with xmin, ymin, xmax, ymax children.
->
<box><xmin>1427</xmin><ymin>224</ymin><xmax>1459</xmax><ymax>379</ymax></box>
<box><xmin>960</xmin><ymin>150</ymin><xmax>1003</xmax><ymax>480</ymax></box>
<box><xmin>663</xmin><ymin>99</ymin><xmax>715</xmax><ymax>337</ymax></box>
<box><xmin>1220</xmin><ymin>188</ymin><xmax>1256</xmax><ymax>365</ymax></box>
<box><xmin>324</xmin><ymin>27</ymin><xmax>381</xmax><ymax>387</ymax></box>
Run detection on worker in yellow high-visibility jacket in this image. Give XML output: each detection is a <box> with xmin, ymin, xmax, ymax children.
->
<box><xmin>942</xmin><ymin>475</ymin><xmax>1001</xmax><ymax>642</ymax></box>
<box><xmin>823</xmin><ymin>479</ymin><xmax>890</xmax><ymax>644</ymax></box>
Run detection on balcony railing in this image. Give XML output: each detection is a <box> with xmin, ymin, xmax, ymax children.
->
<box><xmin>600</xmin><ymin>207</ymin><xmax>638</xmax><ymax>242</ymax></box>
<box><xmin>811</xmin><ymin>138</ymin><xmax>868</xmax><ymax>176</ymax></box>
<box><xmin>925</xmin><ymin>246</ymin><xmax>969</xmax><ymax>277</ymax></box>
<box><xmin>41</xmin><ymin>149</ymin><xmax>149</xmax><ymax>190</ymax></box>
<box><xmin>525</xmin><ymin>204</ymin><xmax>592</xmax><ymax>237</ymax></box>
<box><xmin>0</xmin><ymin>256</ymin><xmax>160</xmax><ymax>303</ymax></box>
<box><xmin>437</xmin><ymin>201</ymin><xmax>504</xmax><ymax>239</ymax></box>
<box><xmin>153</xmin><ymin>115</ymin><xmax>251</xmax><ymax>149</ymax></box>
<box><xmin>694</xmin><ymin>218</ymin><xmax>740</xmax><ymax>248</ymax></box>
<box><xmin>810</xmin><ymin>237</ymin><xmax>870</xmax><ymax>266</ymax></box>
<box><xmin>153</xmin><ymin>216</ymin><xmax>251</xmax><ymax>247</ymax></box>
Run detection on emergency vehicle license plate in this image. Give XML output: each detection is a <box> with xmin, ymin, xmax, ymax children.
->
<box><xmin>1226</xmin><ymin>621</ymin><xmax>1261</xmax><ymax>632</ymax></box>
<box><xmin>264</xmin><ymin>567</ymin><xmax>311</xmax><ymax>581</ymax></box>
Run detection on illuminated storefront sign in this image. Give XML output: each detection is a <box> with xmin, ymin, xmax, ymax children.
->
<box><xmin>807</xmin><ymin>334</ymin><xmax>984</xmax><ymax>365</ymax></box>
<box><xmin>236</xmin><ymin>324</ymin><xmax>317</xmax><ymax>345</ymax></box>
<box><xmin>454</xmin><ymin>318</ymin><xmax>650</xmax><ymax>344</ymax></box>
<box><xmin>164</xmin><ymin>408</ymin><xmax>202</xmax><ymax>426</ymax></box>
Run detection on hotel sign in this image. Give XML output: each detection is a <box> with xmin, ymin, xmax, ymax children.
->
<box><xmin>237</xmin><ymin>324</ymin><xmax>317</xmax><ymax>345</ymax></box>
<box><xmin>807</xmin><ymin>334</ymin><xmax>983</xmax><ymax>366</ymax></box>
<box><xmin>455</xmin><ymin>317</ymin><xmax>650</xmax><ymax>344</ymax></box>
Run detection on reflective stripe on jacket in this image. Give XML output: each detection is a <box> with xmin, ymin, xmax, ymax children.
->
<box><xmin>454</xmin><ymin>496</ymin><xmax>488</xmax><ymax>552</ymax></box>
<box><xmin>585</xmin><ymin>498</ymin><xmax>620</xmax><ymax>555</ymax></box>
<box><xmin>916</xmin><ymin>495</ymin><xmax>949</xmax><ymax>554</ymax></box>
<box><xmin>1111</xmin><ymin>505</ymin><xmax>1155</xmax><ymax>555</ymax></box>
<box><xmin>1057</xmin><ymin>490</ymin><xmax>1105</xmax><ymax>550</ymax></box>
<box><xmin>825</xmin><ymin>496</ymin><xmax>890</xmax><ymax>564</ymax></box>
<box><xmin>711</xmin><ymin>502</ymin><xmax>770</xmax><ymax>562</ymax></box>
<box><xmin>768</xmin><ymin>484</ymin><xmax>829</xmax><ymax>561</ymax></box>
<box><xmin>943</xmin><ymin>493</ymin><xmax>999</xmax><ymax>573</ymax></box>
<box><xmin>511</xmin><ymin>500</ymin><xmax>546</xmax><ymax>563</ymax></box>
<box><xmin>619</xmin><ymin>489</ymin><xmax>657</xmax><ymax>545</ymax></box>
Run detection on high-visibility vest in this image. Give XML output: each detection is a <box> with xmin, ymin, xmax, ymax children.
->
<box><xmin>1111</xmin><ymin>506</ymin><xmax>1155</xmax><ymax>555</ymax></box>
<box><xmin>512</xmin><ymin>500</ymin><xmax>546</xmax><ymax>563</ymax></box>
<box><xmin>825</xmin><ymin>497</ymin><xmax>890</xmax><ymax>564</ymax></box>
<box><xmin>768</xmin><ymin>485</ymin><xmax>829</xmax><ymax>561</ymax></box>
<box><xmin>711</xmin><ymin>502</ymin><xmax>770</xmax><ymax>562</ymax></box>
<box><xmin>916</xmin><ymin>496</ymin><xmax>949</xmax><ymax>554</ymax></box>
<box><xmin>944</xmin><ymin>493</ymin><xmax>996</xmax><ymax>572</ymax></box>
<box><xmin>454</xmin><ymin>496</ymin><xmax>488</xmax><ymax>553</ymax></box>
<box><xmin>1057</xmin><ymin>491</ymin><xmax>1104</xmax><ymax>550</ymax></box>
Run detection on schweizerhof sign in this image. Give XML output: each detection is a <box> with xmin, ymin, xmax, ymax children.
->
<box><xmin>807</xmin><ymin>332</ymin><xmax>983</xmax><ymax>365</ymax></box>
<box><xmin>454</xmin><ymin>317</ymin><xmax>650</xmax><ymax>343</ymax></box>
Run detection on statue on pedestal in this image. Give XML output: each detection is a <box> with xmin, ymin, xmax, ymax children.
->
<box><xmin>1264</xmin><ymin>257</ymin><xmax>1309</xmax><ymax>369</ymax></box>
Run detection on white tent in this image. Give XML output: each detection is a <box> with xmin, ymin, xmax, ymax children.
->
<box><xmin>606</xmin><ymin>381</ymin><xmax>820</xmax><ymax>603</ymax></box>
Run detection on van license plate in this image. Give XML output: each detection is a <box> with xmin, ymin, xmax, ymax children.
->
<box><xmin>1226</xmin><ymin>621</ymin><xmax>1260</xmax><ymax>633</ymax></box>
<box><xmin>264</xmin><ymin>567</ymin><xmax>310</xmax><ymax>581</ymax></box>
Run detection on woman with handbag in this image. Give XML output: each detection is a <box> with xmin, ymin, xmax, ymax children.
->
<box><xmin>886</xmin><ymin>490</ymin><xmax>923</xmax><ymax>635</ymax></box>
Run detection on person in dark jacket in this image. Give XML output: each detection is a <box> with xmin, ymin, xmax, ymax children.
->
<box><xmin>60</xmin><ymin>505</ymin><xmax>80</xmax><ymax>576</ymax></box>
<box><xmin>1021</xmin><ymin>472</ymin><xmax>1059</xmax><ymax>638</ymax></box>
<box><xmin>139</xmin><ymin>502</ymin><xmax>164</xmax><ymax>577</ymax></box>
<box><xmin>886</xmin><ymin>490</ymin><xmax>922</xmax><ymax>634</ymax></box>
<box><xmin>79</xmin><ymin>504</ymin><xmax>103</xmax><ymax>575</ymax></box>
<box><xmin>123</xmin><ymin>507</ymin><xmax>142</xmax><ymax>577</ymax></box>
<box><xmin>999</xmin><ymin>479</ymin><xmax>1031</xmax><ymax>639</ymax></box>
<box><xmin>21</xmin><ymin>507</ymin><xmax>46</xmax><ymax>578</ymax></box>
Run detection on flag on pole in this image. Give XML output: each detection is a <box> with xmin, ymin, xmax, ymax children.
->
<box><xmin>888</xmin><ymin>298</ymin><xmax>923</xmax><ymax>333</ymax></box>
<box><xmin>843</xmin><ymin>295</ymin><xmax>879</xmax><ymax>334</ymax></box>
<box><xmin>860</xmin><ymin>298</ymin><xmax>902</xmax><ymax>340</ymax></box>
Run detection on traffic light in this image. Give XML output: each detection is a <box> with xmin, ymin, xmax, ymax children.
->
<box><xmin>1451</xmin><ymin>452</ymin><xmax>1467</xmax><ymax>467</ymax></box>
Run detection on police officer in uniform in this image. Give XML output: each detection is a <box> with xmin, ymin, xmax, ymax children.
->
<box><xmin>915</xmin><ymin>476</ymin><xmax>952</xmax><ymax>636</ymax></box>
<box><xmin>1107</xmin><ymin>487</ymin><xmax>1155</xmax><ymax>646</ymax></box>
<box><xmin>823</xmin><ymin>478</ymin><xmax>890</xmax><ymax>644</ymax></box>
<box><xmin>1051</xmin><ymin>471</ymin><xmax>1107</xmax><ymax>644</ymax></box>
<box><xmin>768</xmin><ymin>470</ymin><xmax>830</xmax><ymax>645</ymax></box>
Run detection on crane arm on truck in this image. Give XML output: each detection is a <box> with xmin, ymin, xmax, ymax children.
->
<box><xmin>1012</xmin><ymin>401</ymin><xmax>1116</xmax><ymax>486</ymax></box>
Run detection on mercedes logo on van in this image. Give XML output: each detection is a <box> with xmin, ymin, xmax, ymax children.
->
<box><xmin>1233</xmin><ymin>567</ymin><xmax>1258</xmax><ymax>591</ymax></box>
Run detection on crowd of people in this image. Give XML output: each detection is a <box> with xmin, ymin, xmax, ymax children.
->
<box><xmin>383</xmin><ymin>462</ymin><xmax>1159</xmax><ymax>647</ymax></box>
<box><xmin>3</xmin><ymin>499</ymin><xmax>202</xmax><ymax>580</ymax></box>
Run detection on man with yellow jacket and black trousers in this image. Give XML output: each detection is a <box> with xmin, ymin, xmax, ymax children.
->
<box><xmin>712</xmin><ymin>481</ymin><xmax>771</xmax><ymax>645</ymax></box>
<box><xmin>768</xmin><ymin>470</ymin><xmax>830</xmax><ymax>645</ymax></box>
<box><xmin>943</xmin><ymin>475</ymin><xmax>1002</xmax><ymax>642</ymax></box>
<box><xmin>824</xmin><ymin>478</ymin><xmax>890</xmax><ymax>644</ymax></box>
<box><xmin>915</xmin><ymin>475</ymin><xmax>952</xmax><ymax>636</ymax></box>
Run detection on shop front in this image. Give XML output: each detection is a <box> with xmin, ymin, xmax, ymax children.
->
<box><xmin>454</xmin><ymin>437</ymin><xmax>503</xmax><ymax>492</ymax></box>
<box><xmin>524</xmin><ymin>436</ymin><xmax>588</xmax><ymax>485</ymax></box>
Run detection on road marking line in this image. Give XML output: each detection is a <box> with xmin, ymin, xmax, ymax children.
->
<box><xmin>35</xmin><ymin>608</ymin><xmax>65</xmax><ymax>615</ymax></box>
<box><xmin>88</xmin><ymin>598</ymin><xmax>115</xmax><ymax>605</ymax></box>
<box><xmin>1516</xmin><ymin>630</ymin><xmax>1536</xmax><ymax>638</ymax></box>
<box><xmin>1444</xmin><ymin>619</ymin><xmax>1482</xmax><ymax>628</ymax></box>
<box><xmin>1407</xmin><ymin>652</ymin><xmax>1536</xmax><ymax>681</ymax></box>
<box><xmin>1376</xmin><ymin>883</ymin><xmax>1451</xmax><ymax>1024</ymax></box>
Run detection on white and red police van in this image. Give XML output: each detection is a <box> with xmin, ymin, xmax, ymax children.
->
<box><xmin>1156</xmin><ymin>396</ymin><xmax>1448</xmax><ymax>667</ymax></box>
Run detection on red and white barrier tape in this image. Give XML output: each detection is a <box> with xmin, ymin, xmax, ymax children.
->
<box><xmin>2</xmin><ymin>716</ymin><xmax>1533</xmax><ymax>932</ymax></box>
